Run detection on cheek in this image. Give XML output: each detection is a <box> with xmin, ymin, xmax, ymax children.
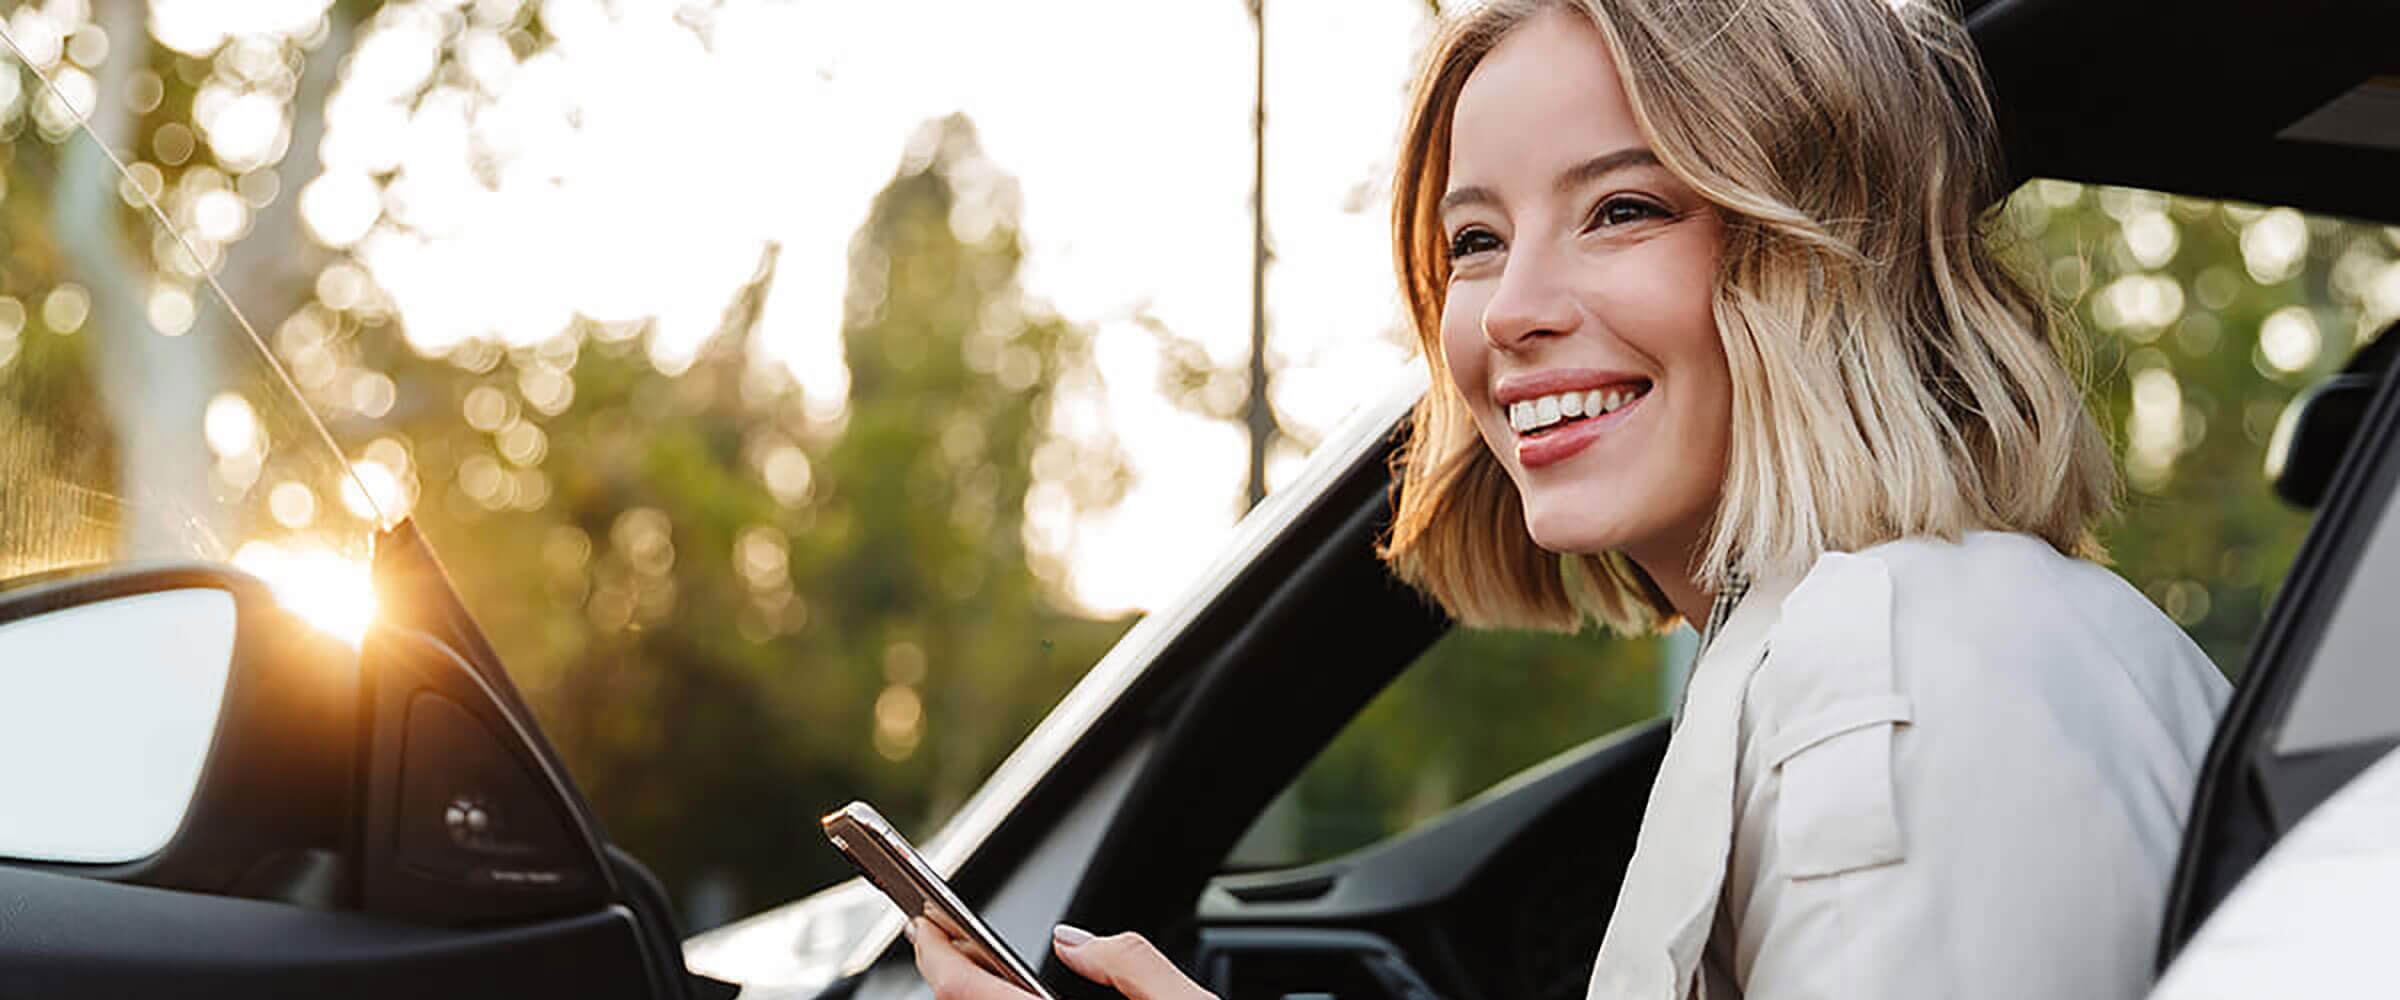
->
<box><xmin>1436</xmin><ymin>291</ymin><xmax>1491</xmax><ymax>408</ymax></box>
<box><xmin>1622</xmin><ymin>231</ymin><xmax>1728</xmax><ymax>419</ymax></box>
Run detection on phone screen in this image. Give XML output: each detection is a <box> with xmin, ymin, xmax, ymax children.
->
<box><xmin>822</xmin><ymin>801</ymin><xmax>1057</xmax><ymax>1000</ymax></box>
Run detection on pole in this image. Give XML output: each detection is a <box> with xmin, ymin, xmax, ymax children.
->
<box><xmin>1244</xmin><ymin>0</ymin><xmax>1272</xmax><ymax>509</ymax></box>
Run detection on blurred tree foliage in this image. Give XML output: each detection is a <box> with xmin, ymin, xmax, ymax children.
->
<box><xmin>1997</xmin><ymin>182</ymin><xmax>2389</xmax><ymax>669</ymax></box>
<box><xmin>360</xmin><ymin>114</ymin><xmax>1133</xmax><ymax>923</ymax></box>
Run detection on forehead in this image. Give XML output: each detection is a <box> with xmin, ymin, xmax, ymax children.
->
<box><xmin>1448</xmin><ymin>11</ymin><xmax>1647</xmax><ymax>184</ymax></box>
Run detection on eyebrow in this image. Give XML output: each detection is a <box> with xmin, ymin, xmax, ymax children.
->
<box><xmin>1437</xmin><ymin>148</ymin><xmax>1663</xmax><ymax>217</ymax></box>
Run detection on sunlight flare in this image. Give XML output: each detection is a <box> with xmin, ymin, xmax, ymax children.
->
<box><xmin>232</xmin><ymin>537</ymin><xmax>376</xmax><ymax>645</ymax></box>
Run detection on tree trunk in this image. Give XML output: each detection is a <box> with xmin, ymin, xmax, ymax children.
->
<box><xmin>54</xmin><ymin>0</ymin><xmax>220</xmax><ymax>561</ymax></box>
<box><xmin>55</xmin><ymin>0</ymin><xmax>355</xmax><ymax>562</ymax></box>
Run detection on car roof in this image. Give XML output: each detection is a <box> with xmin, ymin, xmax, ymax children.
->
<box><xmin>1969</xmin><ymin>0</ymin><xmax>2400</xmax><ymax>223</ymax></box>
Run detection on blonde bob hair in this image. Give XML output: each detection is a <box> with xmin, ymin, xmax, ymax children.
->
<box><xmin>1380</xmin><ymin>0</ymin><xmax>2116</xmax><ymax>633</ymax></box>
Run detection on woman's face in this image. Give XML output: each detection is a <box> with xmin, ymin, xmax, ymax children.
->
<box><xmin>1438</xmin><ymin>9</ymin><xmax>1731</xmax><ymax>579</ymax></box>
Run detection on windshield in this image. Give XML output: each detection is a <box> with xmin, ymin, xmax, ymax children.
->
<box><xmin>0</xmin><ymin>12</ymin><xmax>387</xmax><ymax>641</ymax></box>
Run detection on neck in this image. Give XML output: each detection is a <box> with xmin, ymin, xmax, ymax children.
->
<box><xmin>1617</xmin><ymin>510</ymin><xmax>1721</xmax><ymax>630</ymax></box>
<box><xmin>1624</xmin><ymin>544</ymin><xmax>1714</xmax><ymax>633</ymax></box>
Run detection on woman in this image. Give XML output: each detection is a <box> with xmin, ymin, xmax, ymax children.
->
<box><xmin>913</xmin><ymin>0</ymin><xmax>2230</xmax><ymax>997</ymax></box>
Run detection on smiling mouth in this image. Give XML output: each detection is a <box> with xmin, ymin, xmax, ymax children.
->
<box><xmin>1507</xmin><ymin>380</ymin><xmax>1652</xmax><ymax>437</ymax></box>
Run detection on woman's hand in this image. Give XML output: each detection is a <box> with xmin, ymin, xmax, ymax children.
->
<box><xmin>907</xmin><ymin>919</ymin><xmax>1217</xmax><ymax>1000</ymax></box>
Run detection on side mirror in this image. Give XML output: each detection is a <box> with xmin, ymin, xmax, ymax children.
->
<box><xmin>0</xmin><ymin>555</ymin><xmax>712</xmax><ymax>998</ymax></box>
<box><xmin>2266</xmin><ymin>373</ymin><xmax>2377</xmax><ymax>508</ymax></box>
<box><xmin>0</xmin><ymin>558</ymin><xmax>620</xmax><ymax>924</ymax></box>
<box><xmin>0</xmin><ymin>566</ymin><xmax>362</xmax><ymax>901</ymax></box>
<box><xmin>2270</xmin><ymin>324</ymin><xmax>2400</xmax><ymax>509</ymax></box>
<box><xmin>0</xmin><ymin>585</ymin><xmax>237</xmax><ymax>864</ymax></box>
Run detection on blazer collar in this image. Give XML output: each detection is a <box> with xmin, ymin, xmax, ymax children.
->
<box><xmin>1588</xmin><ymin>568</ymin><xmax>1799</xmax><ymax>1000</ymax></box>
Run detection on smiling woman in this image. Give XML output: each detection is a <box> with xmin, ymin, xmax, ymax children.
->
<box><xmin>1382</xmin><ymin>1</ymin><xmax>2225</xmax><ymax>998</ymax></box>
<box><xmin>1383</xmin><ymin>0</ymin><xmax>2118</xmax><ymax>635</ymax></box>
<box><xmin>906</xmin><ymin>0</ymin><xmax>2231</xmax><ymax>999</ymax></box>
<box><xmin>1418</xmin><ymin>19</ymin><xmax>1730</xmax><ymax>626</ymax></box>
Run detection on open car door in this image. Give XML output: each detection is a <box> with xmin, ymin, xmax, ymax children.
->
<box><xmin>0</xmin><ymin>20</ymin><xmax>719</xmax><ymax>1000</ymax></box>
<box><xmin>2156</xmin><ymin>328</ymin><xmax>2400</xmax><ymax>980</ymax></box>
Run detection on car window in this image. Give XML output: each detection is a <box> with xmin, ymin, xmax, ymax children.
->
<box><xmin>1224</xmin><ymin>627</ymin><xmax>1672</xmax><ymax>870</ymax></box>
<box><xmin>1226</xmin><ymin>180</ymin><xmax>2398</xmax><ymax>872</ymax></box>
<box><xmin>2018</xmin><ymin>184</ymin><xmax>2392</xmax><ymax>674</ymax></box>
<box><xmin>0</xmin><ymin>35</ymin><xmax>385</xmax><ymax>630</ymax></box>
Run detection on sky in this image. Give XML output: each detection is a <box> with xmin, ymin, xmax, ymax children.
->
<box><xmin>263</xmin><ymin>0</ymin><xmax>1441</xmax><ymax>617</ymax></box>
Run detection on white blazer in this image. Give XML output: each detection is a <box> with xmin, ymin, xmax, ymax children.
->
<box><xmin>1585</xmin><ymin>531</ymin><xmax>2230</xmax><ymax>1000</ymax></box>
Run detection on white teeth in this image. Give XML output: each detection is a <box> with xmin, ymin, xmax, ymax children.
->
<box><xmin>1508</xmin><ymin>384</ymin><xmax>1644</xmax><ymax>434</ymax></box>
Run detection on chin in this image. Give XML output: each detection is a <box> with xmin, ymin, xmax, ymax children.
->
<box><xmin>1518</xmin><ymin>500</ymin><xmax>1631</xmax><ymax>558</ymax></box>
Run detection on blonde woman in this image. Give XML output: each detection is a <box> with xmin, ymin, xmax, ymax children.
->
<box><xmin>911</xmin><ymin>0</ymin><xmax>2230</xmax><ymax>997</ymax></box>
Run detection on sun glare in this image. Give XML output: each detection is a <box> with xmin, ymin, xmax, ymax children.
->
<box><xmin>232</xmin><ymin>538</ymin><xmax>377</xmax><ymax>645</ymax></box>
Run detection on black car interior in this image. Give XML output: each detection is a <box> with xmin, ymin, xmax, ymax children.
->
<box><xmin>1199</xmin><ymin>725</ymin><xmax>1667</xmax><ymax>1000</ymax></box>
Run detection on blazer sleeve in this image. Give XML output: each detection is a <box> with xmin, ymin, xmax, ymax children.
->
<box><xmin>1718</xmin><ymin>551</ymin><xmax>2185</xmax><ymax>1000</ymax></box>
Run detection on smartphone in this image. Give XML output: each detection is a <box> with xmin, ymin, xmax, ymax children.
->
<box><xmin>822</xmin><ymin>801</ymin><xmax>1057</xmax><ymax>1000</ymax></box>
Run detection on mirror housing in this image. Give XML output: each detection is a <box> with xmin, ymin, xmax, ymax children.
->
<box><xmin>0</xmin><ymin>554</ymin><xmax>620</xmax><ymax>928</ymax></box>
<box><xmin>2267</xmin><ymin>373</ymin><xmax>2377</xmax><ymax>509</ymax></box>
<box><xmin>0</xmin><ymin>542</ymin><xmax>704</xmax><ymax>995</ymax></box>
<box><xmin>2270</xmin><ymin>323</ymin><xmax>2400</xmax><ymax>509</ymax></box>
<box><xmin>0</xmin><ymin>565</ymin><xmax>361</xmax><ymax>904</ymax></box>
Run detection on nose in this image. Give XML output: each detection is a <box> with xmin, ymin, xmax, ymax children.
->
<box><xmin>1480</xmin><ymin>247</ymin><xmax>1581</xmax><ymax>350</ymax></box>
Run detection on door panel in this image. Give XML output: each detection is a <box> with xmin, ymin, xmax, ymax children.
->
<box><xmin>0</xmin><ymin>863</ymin><xmax>659</xmax><ymax>999</ymax></box>
<box><xmin>1197</xmin><ymin>723</ymin><xmax>1665</xmax><ymax>1000</ymax></box>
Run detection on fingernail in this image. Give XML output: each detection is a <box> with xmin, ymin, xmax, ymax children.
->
<box><xmin>903</xmin><ymin>918</ymin><xmax>922</xmax><ymax>941</ymax></box>
<box><xmin>1052</xmin><ymin>923</ymin><xmax>1094</xmax><ymax>946</ymax></box>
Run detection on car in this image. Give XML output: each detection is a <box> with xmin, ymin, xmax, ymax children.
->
<box><xmin>0</xmin><ymin>0</ymin><xmax>2395</xmax><ymax>998</ymax></box>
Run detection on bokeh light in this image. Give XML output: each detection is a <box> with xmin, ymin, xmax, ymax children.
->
<box><xmin>2259</xmin><ymin>306</ymin><xmax>2322</xmax><ymax>375</ymax></box>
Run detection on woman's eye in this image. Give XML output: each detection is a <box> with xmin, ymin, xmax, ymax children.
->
<box><xmin>1589</xmin><ymin>196</ymin><xmax>1671</xmax><ymax>229</ymax></box>
<box><xmin>1447</xmin><ymin>227</ymin><xmax>1501</xmax><ymax>260</ymax></box>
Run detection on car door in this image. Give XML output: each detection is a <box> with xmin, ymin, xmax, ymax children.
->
<box><xmin>2157</xmin><ymin>328</ymin><xmax>2400</xmax><ymax>971</ymax></box>
<box><xmin>0</xmin><ymin>54</ymin><xmax>715</xmax><ymax>1000</ymax></box>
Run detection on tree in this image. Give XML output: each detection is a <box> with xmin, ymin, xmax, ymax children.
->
<box><xmin>2003</xmin><ymin>181</ymin><xmax>2394</xmax><ymax>670</ymax></box>
<box><xmin>349</xmin><ymin>112</ymin><xmax>1131</xmax><ymax>924</ymax></box>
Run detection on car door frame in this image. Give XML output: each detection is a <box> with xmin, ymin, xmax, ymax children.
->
<box><xmin>2158</xmin><ymin>340</ymin><xmax>2400</xmax><ymax>968</ymax></box>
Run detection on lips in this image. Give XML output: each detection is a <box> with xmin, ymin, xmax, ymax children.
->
<box><xmin>1508</xmin><ymin>380</ymin><xmax>1650</xmax><ymax>469</ymax></box>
